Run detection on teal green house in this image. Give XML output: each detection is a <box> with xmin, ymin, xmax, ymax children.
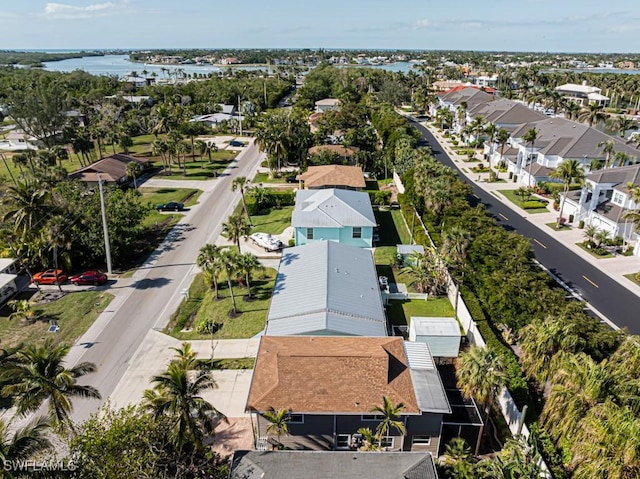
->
<box><xmin>292</xmin><ymin>189</ymin><xmax>376</xmax><ymax>248</ymax></box>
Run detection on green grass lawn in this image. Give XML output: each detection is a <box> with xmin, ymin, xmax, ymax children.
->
<box><xmin>624</xmin><ymin>273</ymin><xmax>640</xmax><ymax>286</ymax></box>
<box><xmin>0</xmin><ymin>291</ymin><xmax>113</xmax><ymax>348</ymax></box>
<box><xmin>249</xmin><ymin>206</ymin><xmax>293</xmax><ymax>235</ymax></box>
<box><xmin>151</xmin><ymin>151</ymin><xmax>237</xmax><ymax>180</ymax></box>
<box><xmin>166</xmin><ymin>269</ymin><xmax>276</xmax><ymax>340</ymax></box>
<box><xmin>576</xmin><ymin>242</ymin><xmax>615</xmax><ymax>258</ymax></box>
<box><xmin>385</xmin><ymin>298</ymin><xmax>454</xmax><ymax>326</ymax></box>
<box><xmin>138</xmin><ymin>187</ymin><xmax>201</xmax><ymax>229</ymax></box>
<box><xmin>545</xmin><ymin>222</ymin><xmax>571</xmax><ymax>231</ymax></box>
<box><xmin>373</xmin><ymin>208</ymin><xmax>420</xmax><ymax>288</ymax></box>
<box><xmin>252</xmin><ymin>172</ymin><xmax>297</xmax><ymax>184</ymax></box>
<box><xmin>498</xmin><ymin>189</ymin><xmax>550</xmax><ymax>214</ymax></box>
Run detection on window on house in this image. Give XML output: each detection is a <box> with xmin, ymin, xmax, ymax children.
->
<box><xmin>336</xmin><ymin>434</ymin><xmax>350</xmax><ymax>449</ymax></box>
<box><xmin>613</xmin><ymin>192</ymin><xmax>624</xmax><ymax>205</ymax></box>
<box><xmin>306</xmin><ymin>228</ymin><xmax>314</xmax><ymax>240</ymax></box>
<box><xmin>361</xmin><ymin>414</ymin><xmax>383</xmax><ymax>421</ymax></box>
<box><xmin>380</xmin><ymin>437</ymin><xmax>394</xmax><ymax>448</ymax></box>
<box><xmin>285</xmin><ymin>414</ymin><xmax>304</xmax><ymax>424</ymax></box>
<box><xmin>412</xmin><ymin>435</ymin><xmax>431</xmax><ymax>446</ymax></box>
<box><xmin>352</xmin><ymin>227</ymin><xmax>362</xmax><ymax>239</ymax></box>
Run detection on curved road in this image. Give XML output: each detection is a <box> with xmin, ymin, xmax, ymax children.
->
<box><xmin>69</xmin><ymin>143</ymin><xmax>263</xmax><ymax>422</ymax></box>
<box><xmin>411</xmin><ymin>120</ymin><xmax>640</xmax><ymax>334</ymax></box>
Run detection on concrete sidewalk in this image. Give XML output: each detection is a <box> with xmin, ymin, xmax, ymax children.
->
<box><xmin>423</xmin><ymin>123</ymin><xmax>640</xmax><ymax>298</ymax></box>
<box><xmin>109</xmin><ymin>330</ymin><xmax>259</xmax><ymax>417</ymax></box>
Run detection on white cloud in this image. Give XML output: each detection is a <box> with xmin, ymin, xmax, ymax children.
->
<box><xmin>43</xmin><ymin>2</ymin><xmax>119</xmax><ymax>20</ymax></box>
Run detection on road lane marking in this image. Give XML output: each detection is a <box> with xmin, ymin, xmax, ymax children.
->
<box><xmin>582</xmin><ymin>275</ymin><xmax>599</xmax><ymax>288</ymax></box>
<box><xmin>498</xmin><ymin>213</ymin><xmax>508</xmax><ymax>221</ymax></box>
<box><xmin>472</xmin><ymin>194</ymin><xmax>480</xmax><ymax>200</ymax></box>
<box><xmin>533</xmin><ymin>238</ymin><xmax>546</xmax><ymax>249</ymax></box>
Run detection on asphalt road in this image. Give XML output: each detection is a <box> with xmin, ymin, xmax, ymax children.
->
<box><xmin>410</xmin><ymin>120</ymin><xmax>640</xmax><ymax>334</ymax></box>
<box><xmin>70</xmin><ymin>142</ymin><xmax>264</xmax><ymax>422</ymax></box>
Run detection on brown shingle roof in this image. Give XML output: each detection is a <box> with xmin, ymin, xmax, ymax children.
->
<box><xmin>69</xmin><ymin>154</ymin><xmax>152</xmax><ymax>183</ymax></box>
<box><xmin>308</xmin><ymin>145</ymin><xmax>359</xmax><ymax>157</ymax></box>
<box><xmin>296</xmin><ymin>165</ymin><xmax>366</xmax><ymax>189</ymax></box>
<box><xmin>247</xmin><ymin>336</ymin><xmax>420</xmax><ymax>414</ymax></box>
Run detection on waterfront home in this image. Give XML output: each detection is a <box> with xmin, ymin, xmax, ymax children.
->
<box><xmin>292</xmin><ymin>188</ymin><xmax>376</xmax><ymax>247</ymax></box>
<box><xmin>265</xmin><ymin>241</ymin><xmax>387</xmax><ymax>336</ymax></box>
<box><xmin>246</xmin><ymin>336</ymin><xmax>451</xmax><ymax>455</ymax></box>
<box><xmin>554</xmin><ymin>82</ymin><xmax>610</xmax><ymax>106</ymax></box>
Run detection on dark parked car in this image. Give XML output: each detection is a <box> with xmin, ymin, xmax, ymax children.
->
<box><xmin>157</xmin><ymin>202</ymin><xmax>184</xmax><ymax>212</ymax></box>
<box><xmin>286</xmin><ymin>176</ymin><xmax>298</xmax><ymax>183</ymax></box>
<box><xmin>69</xmin><ymin>271</ymin><xmax>108</xmax><ymax>286</ymax></box>
<box><xmin>229</xmin><ymin>140</ymin><xmax>245</xmax><ymax>147</ymax></box>
<box><xmin>32</xmin><ymin>269</ymin><xmax>68</xmax><ymax>286</ymax></box>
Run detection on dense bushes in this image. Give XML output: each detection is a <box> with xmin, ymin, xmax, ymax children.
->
<box><xmin>522</xmin><ymin>200</ymin><xmax>548</xmax><ymax>209</ymax></box>
<box><xmin>248</xmin><ymin>189</ymin><xmax>295</xmax><ymax>214</ymax></box>
<box><xmin>367</xmin><ymin>190</ymin><xmax>392</xmax><ymax>206</ymax></box>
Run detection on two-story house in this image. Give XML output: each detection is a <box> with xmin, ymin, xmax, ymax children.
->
<box><xmin>554</xmin><ymin>82</ymin><xmax>610</xmax><ymax>107</ymax></box>
<box><xmin>246</xmin><ymin>336</ymin><xmax>451</xmax><ymax>456</ymax></box>
<box><xmin>292</xmin><ymin>188</ymin><xmax>376</xmax><ymax>247</ymax></box>
<box><xmin>296</xmin><ymin>165</ymin><xmax>366</xmax><ymax>190</ymax></box>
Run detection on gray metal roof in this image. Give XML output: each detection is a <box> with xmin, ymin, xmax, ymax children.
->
<box><xmin>230</xmin><ymin>451</ymin><xmax>439</xmax><ymax>479</ymax></box>
<box><xmin>266</xmin><ymin>241</ymin><xmax>387</xmax><ymax>336</ymax></box>
<box><xmin>587</xmin><ymin>164</ymin><xmax>640</xmax><ymax>189</ymax></box>
<box><xmin>404</xmin><ymin>342</ymin><xmax>452</xmax><ymax>414</ymax></box>
<box><xmin>410</xmin><ymin>317</ymin><xmax>461</xmax><ymax>337</ymax></box>
<box><xmin>469</xmin><ymin>99</ymin><xmax>547</xmax><ymax>125</ymax></box>
<box><xmin>292</xmin><ymin>189</ymin><xmax>376</xmax><ymax>228</ymax></box>
<box><xmin>397</xmin><ymin>244</ymin><xmax>425</xmax><ymax>256</ymax></box>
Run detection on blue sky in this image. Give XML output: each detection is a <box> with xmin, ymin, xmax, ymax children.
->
<box><xmin>1</xmin><ymin>0</ymin><xmax>639</xmax><ymax>53</ymax></box>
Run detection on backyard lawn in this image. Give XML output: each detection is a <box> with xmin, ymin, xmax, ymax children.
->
<box><xmin>385</xmin><ymin>298</ymin><xmax>454</xmax><ymax>326</ymax></box>
<box><xmin>0</xmin><ymin>291</ymin><xmax>113</xmax><ymax>348</ymax></box>
<box><xmin>498</xmin><ymin>189</ymin><xmax>550</xmax><ymax>214</ymax></box>
<box><xmin>374</xmin><ymin>207</ymin><xmax>414</xmax><ymax>286</ymax></box>
<box><xmin>166</xmin><ymin>269</ymin><xmax>276</xmax><ymax>340</ymax></box>
<box><xmin>252</xmin><ymin>172</ymin><xmax>297</xmax><ymax>185</ymax></box>
<box><xmin>249</xmin><ymin>206</ymin><xmax>293</xmax><ymax>235</ymax></box>
<box><xmin>152</xmin><ymin>151</ymin><xmax>237</xmax><ymax>180</ymax></box>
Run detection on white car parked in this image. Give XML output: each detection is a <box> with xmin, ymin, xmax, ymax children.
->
<box><xmin>249</xmin><ymin>232</ymin><xmax>284</xmax><ymax>252</ymax></box>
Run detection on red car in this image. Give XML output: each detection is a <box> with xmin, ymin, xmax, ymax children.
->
<box><xmin>69</xmin><ymin>271</ymin><xmax>108</xmax><ymax>286</ymax></box>
<box><xmin>32</xmin><ymin>269</ymin><xmax>68</xmax><ymax>286</ymax></box>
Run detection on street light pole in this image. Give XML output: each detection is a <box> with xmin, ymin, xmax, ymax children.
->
<box><xmin>97</xmin><ymin>173</ymin><xmax>113</xmax><ymax>274</ymax></box>
<box><xmin>238</xmin><ymin>95</ymin><xmax>243</xmax><ymax>137</ymax></box>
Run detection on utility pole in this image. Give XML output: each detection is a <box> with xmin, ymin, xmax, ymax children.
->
<box><xmin>238</xmin><ymin>95</ymin><xmax>243</xmax><ymax>137</ymax></box>
<box><xmin>97</xmin><ymin>173</ymin><xmax>113</xmax><ymax>274</ymax></box>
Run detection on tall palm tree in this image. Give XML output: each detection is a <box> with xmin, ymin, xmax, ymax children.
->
<box><xmin>607</xmin><ymin>115</ymin><xmax>638</xmax><ymax>139</ymax></box>
<box><xmin>563</xmin><ymin>101</ymin><xmax>581</xmax><ymax>121</ymax></box>
<box><xmin>262</xmin><ymin>408</ymin><xmax>290</xmax><ymax>450</ymax></box>
<box><xmin>521</xmin><ymin>128</ymin><xmax>539</xmax><ymax>175</ymax></box>
<box><xmin>43</xmin><ymin>215</ymin><xmax>72</xmax><ymax>293</ymax></box>
<box><xmin>237</xmin><ymin>253</ymin><xmax>264</xmax><ymax>299</ymax></box>
<box><xmin>125</xmin><ymin>161</ymin><xmax>143</xmax><ymax>188</ymax></box>
<box><xmin>218</xmin><ymin>248</ymin><xmax>240</xmax><ymax>315</ymax></box>
<box><xmin>231</xmin><ymin>176</ymin><xmax>252</xmax><ymax>226</ymax></box>
<box><xmin>578</xmin><ymin>102</ymin><xmax>607</xmax><ymax>127</ymax></box>
<box><xmin>456</xmin><ymin>345</ymin><xmax>507</xmax><ymax>455</ymax></box>
<box><xmin>222</xmin><ymin>213</ymin><xmax>250</xmax><ymax>254</ymax></box>
<box><xmin>143</xmin><ymin>361</ymin><xmax>226</xmax><ymax>451</ymax></box>
<box><xmin>3</xmin><ymin>339</ymin><xmax>101</xmax><ymax>430</ymax></box>
<box><xmin>598</xmin><ymin>139</ymin><xmax>616</xmax><ymax>169</ymax></box>
<box><xmin>196</xmin><ymin>243</ymin><xmax>223</xmax><ymax>300</ymax></box>
<box><xmin>371</xmin><ymin>396</ymin><xmax>406</xmax><ymax>449</ymax></box>
<box><xmin>550</xmin><ymin>159</ymin><xmax>585</xmax><ymax>228</ymax></box>
<box><xmin>484</xmin><ymin>122</ymin><xmax>497</xmax><ymax>176</ymax></box>
<box><xmin>496</xmin><ymin>128</ymin><xmax>510</xmax><ymax>179</ymax></box>
<box><xmin>0</xmin><ymin>416</ymin><xmax>52</xmax><ymax>473</ymax></box>
<box><xmin>1</xmin><ymin>181</ymin><xmax>49</xmax><ymax>239</ymax></box>
<box><xmin>623</xmin><ymin>184</ymin><xmax>640</xmax><ymax>235</ymax></box>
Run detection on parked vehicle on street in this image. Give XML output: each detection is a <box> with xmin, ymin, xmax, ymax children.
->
<box><xmin>32</xmin><ymin>269</ymin><xmax>68</xmax><ymax>286</ymax></box>
<box><xmin>229</xmin><ymin>140</ymin><xmax>245</xmax><ymax>147</ymax></box>
<box><xmin>286</xmin><ymin>176</ymin><xmax>298</xmax><ymax>183</ymax></box>
<box><xmin>249</xmin><ymin>232</ymin><xmax>284</xmax><ymax>252</ymax></box>
<box><xmin>156</xmin><ymin>202</ymin><xmax>184</xmax><ymax>212</ymax></box>
<box><xmin>69</xmin><ymin>271</ymin><xmax>108</xmax><ymax>286</ymax></box>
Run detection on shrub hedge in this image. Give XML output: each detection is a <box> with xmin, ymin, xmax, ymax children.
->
<box><xmin>522</xmin><ymin>200</ymin><xmax>548</xmax><ymax>209</ymax></box>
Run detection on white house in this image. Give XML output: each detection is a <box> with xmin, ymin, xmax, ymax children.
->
<box><xmin>314</xmin><ymin>98</ymin><xmax>341</xmax><ymax>113</ymax></box>
<box><xmin>561</xmin><ymin>164</ymin><xmax>640</xmax><ymax>250</ymax></box>
<box><xmin>0</xmin><ymin>130</ymin><xmax>40</xmax><ymax>151</ymax></box>
<box><xmin>0</xmin><ymin>258</ymin><xmax>19</xmax><ymax>305</ymax></box>
<box><xmin>554</xmin><ymin>82</ymin><xmax>610</xmax><ymax>106</ymax></box>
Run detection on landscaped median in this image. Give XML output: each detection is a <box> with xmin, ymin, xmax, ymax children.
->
<box><xmin>497</xmin><ymin>188</ymin><xmax>550</xmax><ymax>214</ymax></box>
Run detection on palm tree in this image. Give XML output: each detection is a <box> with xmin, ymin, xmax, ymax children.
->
<box><xmin>518</xmin><ymin>316</ymin><xmax>582</xmax><ymax>384</ymax></box>
<box><xmin>237</xmin><ymin>253</ymin><xmax>264</xmax><ymax>299</ymax></box>
<box><xmin>456</xmin><ymin>345</ymin><xmax>507</xmax><ymax>455</ymax></box>
<box><xmin>355</xmin><ymin>427</ymin><xmax>381</xmax><ymax>451</ymax></box>
<box><xmin>43</xmin><ymin>215</ymin><xmax>72</xmax><ymax>293</ymax></box>
<box><xmin>0</xmin><ymin>416</ymin><xmax>52</xmax><ymax>472</ymax></box>
<box><xmin>583</xmin><ymin>224</ymin><xmax>598</xmax><ymax>247</ymax></box>
<box><xmin>7</xmin><ymin>299</ymin><xmax>35</xmax><ymax>322</ymax></box>
<box><xmin>579</xmin><ymin>102</ymin><xmax>607</xmax><ymax>127</ymax></box>
<box><xmin>262</xmin><ymin>408</ymin><xmax>290</xmax><ymax>450</ymax></box>
<box><xmin>371</xmin><ymin>396</ymin><xmax>406</xmax><ymax>449</ymax></box>
<box><xmin>607</xmin><ymin>115</ymin><xmax>638</xmax><ymax>139</ymax></box>
<box><xmin>441</xmin><ymin>437</ymin><xmax>477</xmax><ymax>479</ymax></box>
<box><xmin>222</xmin><ymin>213</ymin><xmax>250</xmax><ymax>254</ymax></box>
<box><xmin>125</xmin><ymin>161</ymin><xmax>143</xmax><ymax>188</ymax></box>
<box><xmin>196</xmin><ymin>243</ymin><xmax>223</xmax><ymax>300</ymax></box>
<box><xmin>1</xmin><ymin>181</ymin><xmax>49</xmax><ymax>239</ymax></box>
<box><xmin>496</xmin><ymin>128</ymin><xmax>510</xmax><ymax>179</ymax></box>
<box><xmin>521</xmin><ymin>128</ymin><xmax>539</xmax><ymax>174</ymax></box>
<box><xmin>232</xmin><ymin>176</ymin><xmax>252</xmax><ymax>226</ymax></box>
<box><xmin>3</xmin><ymin>339</ymin><xmax>101</xmax><ymax>430</ymax></box>
<box><xmin>218</xmin><ymin>248</ymin><xmax>240</xmax><ymax>315</ymax></box>
<box><xmin>623</xmin><ymin>184</ymin><xmax>640</xmax><ymax>234</ymax></box>
<box><xmin>143</xmin><ymin>361</ymin><xmax>226</xmax><ymax>451</ymax></box>
<box><xmin>598</xmin><ymin>139</ymin><xmax>616</xmax><ymax>168</ymax></box>
<box><xmin>563</xmin><ymin>101</ymin><xmax>581</xmax><ymax>121</ymax></box>
<box><xmin>484</xmin><ymin>122</ymin><xmax>497</xmax><ymax>176</ymax></box>
<box><xmin>550</xmin><ymin>159</ymin><xmax>585</xmax><ymax>228</ymax></box>
<box><xmin>480</xmin><ymin>435</ymin><xmax>544</xmax><ymax>479</ymax></box>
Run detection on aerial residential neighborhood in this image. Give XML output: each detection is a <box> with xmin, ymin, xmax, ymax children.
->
<box><xmin>2</xmin><ymin>2</ymin><xmax>640</xmax><ymax>478</ymax></box>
